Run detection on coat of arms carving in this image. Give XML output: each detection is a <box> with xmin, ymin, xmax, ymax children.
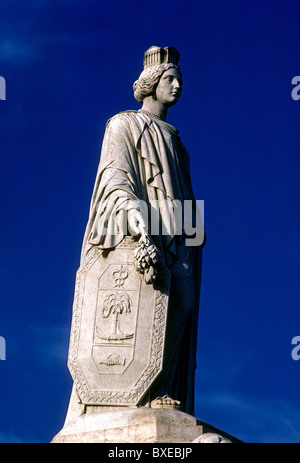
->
<box><xmin>68</xmin><ymin>236</ymin><xmax>170</xmax><ymax>406</ymax></box>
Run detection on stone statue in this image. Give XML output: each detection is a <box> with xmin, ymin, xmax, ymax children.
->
<box><xmin>64</xmin><ymin>46</ymin><xmax>204</xmax><ymax>425</ymax></box>
<box><xmin>193</xmin><ymin>433</ymin><xmax>232</xmax><ymax>443</ymax></box>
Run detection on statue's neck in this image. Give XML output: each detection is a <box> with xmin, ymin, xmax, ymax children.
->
<box><xmin>141</xmin><ymin>97</ymin><xmax>168</xmax><ymax>122</ymax></box>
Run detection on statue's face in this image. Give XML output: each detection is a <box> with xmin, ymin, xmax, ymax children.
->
<box><xmin>155</xmin><ymin>68</ymin><xmax>182</xmax><ymax>107</ymax></box>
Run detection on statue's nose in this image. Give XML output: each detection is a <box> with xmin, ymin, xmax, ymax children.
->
<box><xmin>173</xmin><ymin>79</ymin><xmax>181</xmax><ymax>90</ymax></box>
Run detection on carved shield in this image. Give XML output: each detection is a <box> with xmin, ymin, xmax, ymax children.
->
<box><xmin>68</xmin><ymin>236</ymin><xmax>170</xmax><ymax>406</ymax></box>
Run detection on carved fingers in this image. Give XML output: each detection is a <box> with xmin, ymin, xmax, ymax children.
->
<box><xmin>127</xmin><ymin>209</ymin><xmax>147</xmax><ymax>237</ymax></box>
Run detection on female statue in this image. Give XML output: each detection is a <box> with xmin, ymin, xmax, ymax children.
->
<box><xmin>66</xmin><ymin>46</ymin><xmax>204</xmax><ymax>421</ymax></box>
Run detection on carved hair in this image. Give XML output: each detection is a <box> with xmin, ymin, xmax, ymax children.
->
<box><xmin>133</xmin><ymin>63</ymin><xmax>182</xmax><ymax>104</ymax></box>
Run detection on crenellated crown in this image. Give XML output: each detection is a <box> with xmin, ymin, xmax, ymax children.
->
<box><xmin>143</xmin><ymin>46</ymin><xmax>180</xmax><ymax>69</ymax></box>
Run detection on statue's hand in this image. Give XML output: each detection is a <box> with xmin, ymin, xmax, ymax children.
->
<box><xmin>128</xmin><ymin>209</ymin><xmax>161</xmax><ymax>285</ymax></box>
<box><xmin>127</xmin><ymin>209</ymin><xmax>147</xmax><ymax>237</ymax></box>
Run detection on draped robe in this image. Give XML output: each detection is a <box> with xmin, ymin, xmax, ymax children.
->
<box><xmin>78</xmin><ymin>110</ymin><xmax>203</xmax><ymax>415</ymax></box>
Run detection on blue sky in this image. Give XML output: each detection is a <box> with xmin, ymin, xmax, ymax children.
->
<box><xmin>0</xmin><ymin>0</ymin><xmax>299</xmax><ymax>443</ymax></box>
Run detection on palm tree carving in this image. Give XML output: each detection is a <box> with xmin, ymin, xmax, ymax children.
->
<box><xmin>98</xmin><ymin>292</ymin><xmax>134</xmax><ymax>341</ymax></box>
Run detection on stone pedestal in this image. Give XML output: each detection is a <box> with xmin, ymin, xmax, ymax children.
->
<box><xmin>51</xmin><ymin>406</ymin><xmax>240</xmax><ymax>443</ymax></box>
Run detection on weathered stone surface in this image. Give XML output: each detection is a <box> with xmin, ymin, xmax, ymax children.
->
<box><xmin>52</xmin><ymin>408</ymin><xmax>201</xmax><ymax>443</ymax></box>
<box><xmin>51</xmin><ymin>407</ymin><xmax>241</xmax><ymax>444</ymax></box>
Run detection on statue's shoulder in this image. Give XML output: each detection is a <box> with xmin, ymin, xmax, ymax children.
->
<box><xmin>107</xmin><ymin>110</ymin><xmax>140</xmax><ymax>127</ymax></box>
<box><xmin>106</xmin><ymin>111</ymin><xmax>148</xmax><ymax>139</ymax></box>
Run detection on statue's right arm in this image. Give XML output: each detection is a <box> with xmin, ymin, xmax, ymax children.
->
<box><xmin>85</xmin><ymin>114</ymin><xmax>147</xmax><ymax>249</ymax></box>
